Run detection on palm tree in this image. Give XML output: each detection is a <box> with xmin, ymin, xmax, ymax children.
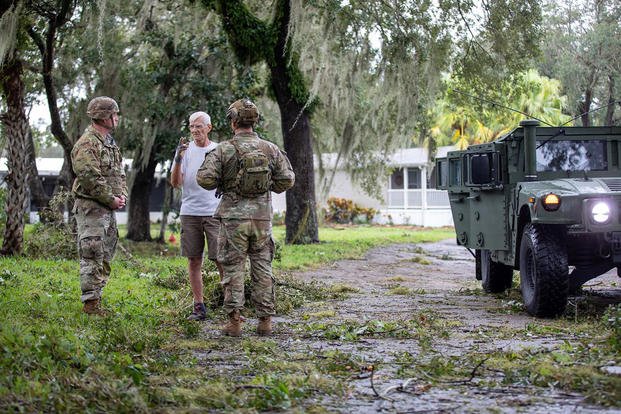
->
<box><xmin>1</xmin><ymin>56</ymin><xmax>30</xmax><ymax>255</ymax></box>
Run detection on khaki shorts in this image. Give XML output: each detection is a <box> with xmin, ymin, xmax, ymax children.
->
<box><xmin>180</xmin><ymin>215</ymin><xmax>220</xmax><ymax>260</ymax></box>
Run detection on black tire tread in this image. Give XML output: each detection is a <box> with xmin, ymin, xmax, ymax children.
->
<box><xmin>519</xmin><ymin>224</ymin><xmax>568</xmax><ymax>317</ymax></box>
<box><xmin>481</xmin><ymin>250</ymin><xmax>513</xmax><ymax>293</ymax></box>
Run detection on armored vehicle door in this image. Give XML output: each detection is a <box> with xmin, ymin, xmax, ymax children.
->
<box><xmin>438</xmin><ymin>144</ymin><xmax>510</xmax><ymax>253</ymax></box>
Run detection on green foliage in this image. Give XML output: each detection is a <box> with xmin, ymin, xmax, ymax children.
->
<box><xmin>603</xmin><ymin>304</ymin><xmax>621</xmax><ymax>353</ymax></box>
<box><xmin>272</xmin><ymin>225</ymin><xmax>454</xmax><ymax>270</ymax></box>
<box><xmin>23</xmin><ymin>222</ymin><xmax>76</xmax><ymax>260</ymax></box>
<box><xmin>324</xmin><ymin>197</ymin><xmax>377</xmax><ymax>224</ymax></box>
<box><xmin>429</xmin><ymin>70</ymin><xmax>572</xmax><ymax>150</ymax></box>
<box><xmin>539</xmin><ymin>0</ymin><xmax>621</xmax><ymax>126</ymax></box>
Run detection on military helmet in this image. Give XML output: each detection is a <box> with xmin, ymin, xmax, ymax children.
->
<box><xmin>226</xmin><ymin>99</ymin><xmax>259</xmax><ymax>125</ymax></box>
<box><xmin>86</xmin><ymin>96</ymin><xmax>119</xmax><ymax>119</ymax></box>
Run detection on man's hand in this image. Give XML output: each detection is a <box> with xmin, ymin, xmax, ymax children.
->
<box><xmin>110</xmin><ymin>195</ymin><xmax>126</xmax><ymax>210</ymax></box>
<box><xmin>175</xmin><ymin>137</ymin><xmax>189</xmax><ymax>163</ymax></box>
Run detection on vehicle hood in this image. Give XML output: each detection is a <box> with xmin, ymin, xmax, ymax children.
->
<box><xmin>521</xmin><ymin>177</ymin><xmax>621</xmax><ymax>196</ymax></box>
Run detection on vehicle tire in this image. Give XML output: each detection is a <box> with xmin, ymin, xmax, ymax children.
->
<box><xmin>480</xmin><ymin>250</ymin><xmax>513</xmax><ymax>293</ymax></box>
<box><xmin>475</xmin><ymin>250</ymin><xmax>482</xmax><ymax>280</ymax></box>
<box><xmin>519</xmin><ymin>223</ymin><xmax>568</xmax><ymax>317</ymax></box>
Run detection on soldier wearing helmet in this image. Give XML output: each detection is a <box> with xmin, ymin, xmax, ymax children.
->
<box><xmin>71</xmin><ymin>96</ymin><xmax>127</xmax><ymax>315</ymax></box>
<box><xmin>197</xmin><ymin>98</ymin><xmax>295</xmax><ymax>337</ymax></box>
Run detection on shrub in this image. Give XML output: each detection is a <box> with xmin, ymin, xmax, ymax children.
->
<box><xmin>604</xmin><ymin>304</ymin><xmax>621</xmax><ymax>353</ymax></box>
<box><xmin>24</xmin><ymin>223</ymin><xmax>77</xmax><ymax>259</ymax></box>
<box><xmin>24</xmin><ymin>191</ymin><xmax>76</xmax><ymax>259</ymax></box>
<box><xmin>324</xmin><ymin>197</ymin><xmax>377</xmax><ymax>224</ymax></box>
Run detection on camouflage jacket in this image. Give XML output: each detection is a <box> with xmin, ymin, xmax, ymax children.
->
<box><xmin>196</xmin><ymin>132</ymin><xmax>295</xmax><ymax>220</ymax></box>
<box><xmin>71</xmin><ymin>125</ymin><xmax>127</xmax><ymax>208</ymax></box>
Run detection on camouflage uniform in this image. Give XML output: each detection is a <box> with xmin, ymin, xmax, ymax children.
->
<box><xmin>196</xmin><ymin>132</ymin><xmax>294</xmax><ymax>317</ymax></box>
<box><xmin>71</xmin><ymin>125</ymin><xmax>127</xmax><ymax>302</ymax></box>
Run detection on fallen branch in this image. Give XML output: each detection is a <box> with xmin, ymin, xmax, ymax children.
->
<box><xmin>370</xmin><ymin>365</ymin><xmax>395</xmax><ymax>402</ymax></box>
<box><xmin>234</xmin><ymin>385</ymin><xmax>271</xmax><ymax>391</ymax></box>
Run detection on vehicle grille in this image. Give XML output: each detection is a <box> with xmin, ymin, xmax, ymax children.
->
<box><xmin>601</xmin><ymin>178</ymin><xmax>621</xmax><ymax>192</ymax></box>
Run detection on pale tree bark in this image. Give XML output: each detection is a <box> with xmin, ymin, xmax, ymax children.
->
<box><xmin>1</xmin><ymin>58</ymin><xmax>30</xmax><ymax>255</ymax></box>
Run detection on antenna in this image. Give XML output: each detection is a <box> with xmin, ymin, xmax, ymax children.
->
<box><xmin>559</xmin><ymin>100</ymin><xmax>621</xmax><ymax>127</ymax></box>
<box><xmin>451</xmin><ymin>88</ymin><xmax>554</xmax><ymax>127</ymax></box>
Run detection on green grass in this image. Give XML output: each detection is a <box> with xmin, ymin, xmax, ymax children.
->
<box><xmin>3</xmin><ymin>223</ymin><xmax>619</xmax><ymax>410</ymax></box>
<box><xmin>273</xmin><ymin>226</ymin><xmax>454</xmax><ymax>270</ymax></box>
<box><xmin>0</xmin><ymin>224</ymin><xmax>452</xmax><ymax>412</ymax></box>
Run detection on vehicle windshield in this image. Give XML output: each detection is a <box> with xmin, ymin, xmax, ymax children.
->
<box><xmin>536</xmin><ymin>140</ymin><xmax>607</xmax><ymax>172</ymax></box>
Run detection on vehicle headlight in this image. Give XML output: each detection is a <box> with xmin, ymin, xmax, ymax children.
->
<box><xmin>591</xmin><ymin>202</ymin><xmax>611</xmax><ymax>224</ymax></box>
<box><xmin>542</xmin><ymin>193</ymin><xmax>561</xmax><ymax>211</ymax></box>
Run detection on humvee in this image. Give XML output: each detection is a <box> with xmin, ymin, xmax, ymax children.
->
<box><xmin>436</xmin><ymin>120</ymin><xmax>621</xmax><ymax>317</ymax></box>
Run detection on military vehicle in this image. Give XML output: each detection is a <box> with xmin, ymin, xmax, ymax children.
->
<box><xmin>436</xmin><ymin>120</ymin><xmax>621</xmax><ymax>317</ymax></box>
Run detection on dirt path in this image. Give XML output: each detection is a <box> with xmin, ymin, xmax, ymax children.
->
<box><xmin>201</xmin><ymin>240</ymin><xmax>621</xmax><ymax>413</ymax></box>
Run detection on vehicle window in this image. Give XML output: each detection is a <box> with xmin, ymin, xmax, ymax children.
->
<box><xmin>536</xmin><ymin>140</ymin><xmax>607</xmax><ymax>172</ymax></box>
<box><xmin>449</xmin><ymin>158</ymin><xmax>461</xmax><ymax>186</ymax></box>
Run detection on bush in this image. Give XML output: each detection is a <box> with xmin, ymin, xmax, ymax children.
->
<box><xmin>23</xmin><ymin>222</ymin><xmax>77</xmax><ymax>259</ymax></box>
<box><xmin>604</xmin><ymin>304</ymin><xmax>621</xmax><ymax>353</ymax></box>
<box><xmin>324</xmin><ymin>197</ymin><xmax>377</xmax><ymax>224</ymax></box>
<box><xmin>23</xmin><ymin>191</ymin><xmax>77</xmax><ymax>259</ymax></box>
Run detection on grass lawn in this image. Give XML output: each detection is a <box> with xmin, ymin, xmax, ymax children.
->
<box><xmin>0</xmin><ymin>224</ymin><xmax>453</xmax><ymax>412</ymax></box>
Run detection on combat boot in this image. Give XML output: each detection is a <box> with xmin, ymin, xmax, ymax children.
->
<box><xmin>257</xmin><ymin>316</ymin><xmax>272</xmax><ymax>336</ymax></box>
<box><xmin>83</xmin><ymin>298</ymin><xmax>107</xmax><ymax>316</ymax></box>
<box><xmin>222</xmin><ymin>310</ymin><xmax>242</xmax><ymax>337</ymax></box>
<box><xmin>187</xmin><ymin>303</ymin><xmax>206</xmax><ymax>321</ymax></box>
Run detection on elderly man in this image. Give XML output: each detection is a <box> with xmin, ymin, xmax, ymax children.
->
<box><xmin>171</xmin><ymin>111</ymin><xmax>223</xmax><ymax>321</ymax></box>
<box><xmin>71</xmin><ymin>96</ymin><xmax>127</xmax><ymax>315</ymax></box>
<box><xmin>196</xmin><ymin>99</ymin><xmax>294</xmax><ymax>336</ymax></box>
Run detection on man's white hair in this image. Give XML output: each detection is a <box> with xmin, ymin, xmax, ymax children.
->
<box><xmin>189</xmin><ymin>111</ymin><xmax>211</xmax><ymax>125</ymax></box>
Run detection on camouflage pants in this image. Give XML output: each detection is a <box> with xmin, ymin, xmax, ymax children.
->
<box><xmin>217</xmin><ymin>219</ymin><xmax>275</xmax><ymax>317</ymax></box>
<box><xmin>74</xmin><ymin>198</ymin><xmax>118</xmax><ymax>302</ymax></box>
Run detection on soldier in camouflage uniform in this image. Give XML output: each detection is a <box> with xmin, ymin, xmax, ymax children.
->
<box><xmin>71</xmin><ymin>96</ymin><xmax>127</xmax><ymax>315</ymax></box>
<box><xmin>196</xmin><ymin>99</ymin><xmax>294</xmax><ymax>336</ymax></box>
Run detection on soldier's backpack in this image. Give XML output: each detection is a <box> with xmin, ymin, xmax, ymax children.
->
<box><xmin>231</xmin><ymin>140</ymin><xmax>272</xmax><ymax>197</ymax></box>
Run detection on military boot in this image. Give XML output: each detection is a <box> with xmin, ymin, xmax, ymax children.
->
<box><xmin>83</xmin><ymin>298</ymin><xmax>107</xmax><ymax>316</ymax></box>
<box><xmin>187</xmin><ymin>303</ymin><xmax>206</xmax><ymax>321</ymax></box>
<box><xmin>222</xmin><ymin>310</ymin><xmax>242</xmax><ymax>337</ymax></box>
<box><xmin>257</xmin><ymin>316</ymin><xmax>272</xmax><ymax>336</ymax></box>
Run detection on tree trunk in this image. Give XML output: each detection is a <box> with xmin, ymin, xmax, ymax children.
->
<box><xmin>27</xmin><ymin>1</ymin><xmax>75</xmax><ymax>203</ymax></box>
<box><xmin>126</xmin><ymin>156</ymin><xmax>158</xmax><ymax>241</ymax></box>
<box><xmin>278</xmin><ymin>99</ymin><xmax>319</xmax><ymax>244</ymax></box>
<box><xmin>271</xmin><ymin>0</ymin><xmax>318</xmax><ymax>244</ymax></box>
<box><xmin>157</xmin><ymin>171</ymin><xmax>173</xmax><ymax>243</ymax></box>
<box><xmin>212</xmin><ymin>0</ymin><xmax>319</xmax><ymax>244</ymax></box>
<box><xmin>25</xmin><ymin>127</ymin><xmax>51</xmax><ymax>211</ymax></box>
<box><xmin>0</xmin><ymin>58</ymin><xmax>30</xmax><ymax>255</ymax></box>
<box><xmin>578</xmin><ymin>86</ymin><xmax>592</xmax><ymax>127</ymax></box>
<box><xmin>605</xmin><ymin>75</ymin><xmax>616</xmax><ymax>126</ymax></box>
